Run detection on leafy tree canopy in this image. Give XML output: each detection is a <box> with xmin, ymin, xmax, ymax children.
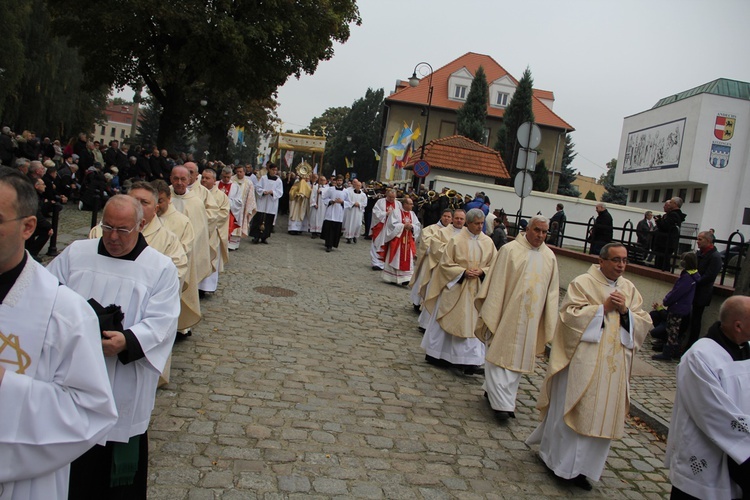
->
<box><xmin>456</xmin><ymin>66</ymin><xmax>488</xmax><ymax>144</ymax></box>
<box><xmin>300</xmin><ymin>106</ymin><xmax>350</xmax><ymax>142</ymax></box>
<box><xmin>600</xmin><ymin>158</ymin><xmax>628</xmax><ymax>205</ymax></box>
<box><xmin>326</xmin><ymin>88</ymin><xmax>384</xmax><ymax>181</ymax></box>
<box><xmin>531</xmin><ymin>158</ymin><xmax>549</xmax><ymax>192</ymax></box>
<box><xmin>48</xmin><ymin>0</ymin><xmax>361</xmax><ymax>151</ymax></box>
<box><xmin>585</xmin><ymin>190</ymin><xmax>597</xmax><ymax>200</ymax></box>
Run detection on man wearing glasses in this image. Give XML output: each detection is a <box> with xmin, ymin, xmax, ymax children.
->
<box><xmin>48</xmin><ymin>194</ymin><xmax>180</xmax><ymax>499</ymax></box>
<box><xmin>527</xmin><ymin>243</ymin><xmax>652</xmax><ymax>491</ymax></box>
<box><xmin>0</xmin><ymin>168</ymin><xmax>117</xmax><ymax>500</ymax></box>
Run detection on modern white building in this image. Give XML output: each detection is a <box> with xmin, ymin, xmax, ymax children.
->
<box><xmin>615</xmin><ymin>78</ymin><xmax>750</xmax><ymax>242</ymax></box>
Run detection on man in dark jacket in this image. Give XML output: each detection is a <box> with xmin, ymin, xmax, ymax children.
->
<box><xmin>548</xmin><ymin>203</ymin><xmax>566</xmax><ymax>246</ymax></box>
<box><xmin>687</xmin><ymin>230</ymin><xmax>723</xmax><ymax>348</ymax></box>
<box><xmin>653</xmin><ymin>197</ymin><xmax>686</xmax><ymax>271</ymax></box>
<box><xmin>636</xmin><ymin>211</ymin><xmax>655</xmax><ymax>262</ymax></box>
<box><xmin>588</xmin><ymin>203</ymin><xmax>613</xmax><ymax>255</ymax></box>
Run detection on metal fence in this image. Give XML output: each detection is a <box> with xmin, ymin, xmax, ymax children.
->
<box><xmin>507</xmin><ymin>211</ymin><xmax>747</xmax><ymax>286</ymax></box>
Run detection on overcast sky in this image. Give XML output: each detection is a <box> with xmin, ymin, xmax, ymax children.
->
<box><xmin>275</xmin><ymin>0</ymin><xmax>750</xmax><ymax>178</ymax></box>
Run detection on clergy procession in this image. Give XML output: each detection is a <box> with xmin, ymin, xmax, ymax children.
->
<box><xmin>1</xmin><ymin>157</ymin><xmax>748</xmax><ymax>500</ymax></box>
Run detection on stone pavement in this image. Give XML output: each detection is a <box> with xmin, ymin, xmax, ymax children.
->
<box><xmin>48</xmin><ymin>207</ymin><xmax>677</xmax><ymax>499</ymax></box>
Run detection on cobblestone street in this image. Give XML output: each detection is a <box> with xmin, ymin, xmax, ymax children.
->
<box><xmin>51</xmin><ymin>208</ymin><xmax>674</xmax><ymax>499</ymax></box>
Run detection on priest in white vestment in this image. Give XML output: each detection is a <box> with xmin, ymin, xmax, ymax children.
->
<box><xmin>288</xmin><ymin>176</ymin><xmax>311</xmax><ymax>234</ymax></box>
<box><xmin>665</xmin><ymin>296</ymin><xmax>750</xmax><ymax>500</ymax></box>
<box><xmin>184</xmin><ymin>162</ymin><xmax>220</xmax><ymax>270</ymax></box>
<box><xmin>343</xmin><ymin>179</ymin><xmax>367</xmax><ymax>243</ymax></box>
<box><xmin>155</xmin><ymin>179</ymin><xmax>201</xmax><ymax>336</ymax></box>
<box><xmin>48</xmin><ymin>195</ymin><xmax>180</xmax><ymax>499</ymax></box>
<box><xmin>249</xmin><ymin>163</ymin><xmax>284</xmax><ymax>244</ymax></box>
<box><xmin>421</xmin><ymin>209</ymin><xmax>496</xmax><ymax>374</ymax></box>
<box><xmin>321</xmin><ymin>176</ymin><xmax>350</xmax><ymax>252</ymax></box>
<box><xmin>381</xmin><ymin>197</ymin><xmax>421</xmax><ymax>284</ymax></box>
<box><xmin>409</xmin><ymin>209</ymin><xmax>452</xmax><ymax>312</ymax></box>
<box><xmin>417</xmin><ymin>210</ymin><xmax>465</xmax><ymax>331</ymax></box>
<box><xmin>309</xmin><ymin>175</ymin><xmax>328</xmax><ymax>238</ymax></box>
<box><xmin>475</xmin><ymin>216</ymin><xmax>559</xmax><ymax>421</ymax></box>
<box><xmin>526</xmin><ymin>243</ymin><xmax>651</xmax><ymax>491</ymax></box>
<box><xmin>0</xmin><ymin>169</ymin><xmax>117</xmax><ymax>500</ymax></box>
<box><xmin>369</xmin><ymin>189</ymin><xmax>402</xmax><ymax>270</ymax></box>
<box><xmin>199</xmin><ymin>169</ymin><xmax>230</xmax><ymax>294</ymax></box>
<box><xmin>229</xmin><ymin>164</ymin><xmax>257</xmax><ymax>250</ymax></box>
<box><xmin>170</xmin><ymin>166</ymin><xmax>214</xmax><ymax>283</ymax></box>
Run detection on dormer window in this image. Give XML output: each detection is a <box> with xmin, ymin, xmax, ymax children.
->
<box><xmin>454</xmin><ymin>85</ymin><xmax>468</xmax><ymax>100</ymax></box>
<box><xmin>496</xmin><ymin>92</ymin><xmax>509</xmax><ymax>107</ymax></box>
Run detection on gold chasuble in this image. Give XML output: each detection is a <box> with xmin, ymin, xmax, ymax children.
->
<box><xmin>538</xmin><ymin>265</ymin><xmax>651</xmax><ymax>439</ymax></box>
<box><xmin>419</xmin><ymin>225</ymin><xmax>460</xmax><ymax>304</ymax></box>
<box><xmin>160</xmin><ymin>203</ymin><xmax>201</xmax><ymax>330</ymax></box>
<box><xmin>408</xmin><ymin>223</ymin><xmax>442</xmax><ymax>289</ymax></box>
<box><xmin>423</xmin><ymin>228</ymin><xmax>496</xmax><ymax>338</ymax></box>
<box><xmin>289</xmin><ymin>179</ymin><xmax>311</xmax><ymax>222</ymax></box>
<box><xmin>209</xmin><ymin>185</ymin><xmax>230</xmax><ymax>267</ymax></box>
<box><xmin>475</xmin><ymin>236</ymin><xmax>559</xmax><ymax>373</ymax></box>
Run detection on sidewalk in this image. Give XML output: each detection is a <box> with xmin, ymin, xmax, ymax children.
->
<box><xmin>48</xmin><ymin>208</ymin><xmax>675</xmax><ymax>498</ymax></box>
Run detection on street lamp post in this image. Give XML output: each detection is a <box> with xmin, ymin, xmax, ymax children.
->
<box><xmin>409</xmin><ymin>62</ymin><xmax>433</xmax><ymax>188</ymax></box>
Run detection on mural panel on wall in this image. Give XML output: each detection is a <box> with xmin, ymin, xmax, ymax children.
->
<box><xmin>623</xmin><ymin>118</ymin><xmax>685</xmax><ymax>173</ymax></box>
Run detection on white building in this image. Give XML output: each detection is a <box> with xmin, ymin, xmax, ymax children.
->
<box><xmin>615</xmin><ymin>78</ymin><xmax>750</xmax><ymax>241</ymax></box>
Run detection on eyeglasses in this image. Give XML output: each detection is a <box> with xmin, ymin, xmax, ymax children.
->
<box><xmin>603</xmin><ymin>257</ymin><xmax>628</xmax><ymax>264</ymax></box>
<box><xmin>100</xmin><ymin>222</ymin><xmax>138</xmax><ymax>234</ymax></box>
<box><xmin>0</xmin><ymin>215</ymin><xmax>32</xmax><ymax>225</ymax></box>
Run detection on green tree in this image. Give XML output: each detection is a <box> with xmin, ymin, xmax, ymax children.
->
<box><xmin>326</xmin><ymin>88</ymin><xmax>384</xmax><ymax>180</ymax></box>
<box><xmin>1</xmin><ymin>0</ymin><xmax>106</xmax><ymax>140</ymax></box>
<box><xmin>557</xmin><ymin>133</ymin><xmax>580</xmax><ymax>197</ymax></box>
<box><xmin>456</xmin><ymin>66</ymin><xmax>488</xmax><ymax>144</ymax></box>
<box><xmin>0</xmin><ymin>0</ymin><xmax>30</xmax><ymax>119</ymax></box>
<box><xmin>532</xmin><ymin>159</ymin><xmax>549</xmax><ymax>192</ymax></box>
<box><xmin>585</xmin><ymin>190</ymin><xmax>597</xmax><ymax>200</ymax></box>
<box><xmin>111</xmin><ymin>97</ymin><xmax>132</xmax><ymax>106</ymax></box>
<box><xmin>48</xmin><ymin>0</ymin><xmax>361</xmax><ymax>153</ymax></box>
<box><xmin>494</xmin><ymin>67</ymin><xmax>535</xmax><ymax>177</ymax></box>
<box><xmin>301</xmin><ymin>106</ymin><xmax>350</xmax><ymax>141</ymax></box>
<box><xmin>601</xmin><ymin>158</ymin><xmax>628</xmax><ymax>205</ymax></box>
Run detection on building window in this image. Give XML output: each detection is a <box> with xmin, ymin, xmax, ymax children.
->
<box><xmin>678</xmin><ymin>188</ymin><xmax>687</xmax><ymax>201</ymax></box>
<box><xmin>664</xmin><ymin>188</ymin><xmax>673</xmax><ymax>201</ymax></box>
<box><xmin>454</xmin><ymin>85</ymin><xmax>467</xmax><ymax>100</ymax></box>
<box><xmin>629</xmin><ymin>190</ymin><xmax>638</xmax><ymax>203</ymax></box>
<box><xmin>651</xmin><ymin>189</ymin><xmax>661</xmax><ymax>202</ymax></box>
<box><xmin>110</xmin><ymin>127</ymin><xmax>116</xmax><ymax>137</ymax></box>
<box><xmin>482</xmin><ymin>128</ymin><xmax>490</xmax><ymax>146</ymax></box>
<box><xmin>120</xmin><ymin>129</ymin><xmax>126</xmax><ymax>139</ymax></box>
<box><xmin>496</xmin><ymin>92</ymin><xmax>509</xmax><ymax>107</ymax></box>
<box><xmin>692</xmin><ymin>188</ymin><xmax>702</xmax><ymax>203</ymax></box>
<box><xmin>100</xmin><ymin>125</ymin><xmax>106</xmax><ymax>135</ymax></box>
<box><xmin>640</xmin><ymin>190</ymin><xmax>649</xmax><ymax>203</ymax></box>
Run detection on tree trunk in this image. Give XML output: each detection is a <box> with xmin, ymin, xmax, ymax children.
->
<box><xmin>156</xmin><ymin>84</ymin><xmax>190</xmax><ymax>151</ymax></box>
<box><xmin>208</xmin><ymin>125</ymin><xmax>230</xmax><ymax>163</ymax></box>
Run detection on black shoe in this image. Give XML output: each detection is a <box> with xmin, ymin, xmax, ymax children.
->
<box><xmin>364</xmin><ymin>235</ymin><xmax>372</xmax><ymax>240</ymax></box>
<box><xmin>372</xmin><ymin>266</ymin><xmax>381</xmax><ymax>271</ymax></box>
<box><xmin>346</xmin><ymin>239</ymin><xmax>351</xmax><ymax>244</ymax></box>
<box><xmin>353</xmin><ymin>238</ymin><xmax>357</xmax><ymax>244</ymax></box>
<box><xmin>494</xmin><ymin>410</ymin><xmax>511</xmax><ymax>421</ymax></box>
<box><xmin>418</xmin><ymin>327</ymin><xmax>426</xmax><ymax>333</ymax></box>
<box><xmin>252</xmin><ymin>238</ymin><xmax>259</xmax><ymax>244</ymax></box>
<box><xmin>569</xmin><ymin>475</ymin><xmax>593</xmax><ymax>491</ymax></box>
<box><xmin>425</xmin><ymin>355</ymin><xmax>450</xmax><ymax>368</ymax></box>
<box><xmin>326</xmin><ymin>247</ymin><xmax>331</xmax><ymax>252</ymax></box>
<box><xmin>463</xmin><ymin>365</ymin><xmax>484</xmax><ymax>375</ymax></box>
<box><xmin>199</xmin><ymin>290</ymin><xmax>206</xmax><ymax>299</ymax></box>
<box><xmin>261</xmin><ymin>239</ymin><xmax>268</xmax><ymax>244</ymax></box>
<box><xmin>413</xmin><ymin>304</ymin><xmax>421</xmax><ymax>313</ymax></box>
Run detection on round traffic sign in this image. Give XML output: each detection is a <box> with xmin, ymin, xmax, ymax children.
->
<box><xmin>517</xmin><ymin>122</ymin><xmax>542</xmax><ymax>149</ymax></box>
<box><xmin>413</xmin><ymin>159</ymin><xmax>431</xmax><ymax>178</ymax></box>
<box><xmin>514</xmin><ymin>171</ymin><xmax>533</xmax><ymax>198</ymax></box>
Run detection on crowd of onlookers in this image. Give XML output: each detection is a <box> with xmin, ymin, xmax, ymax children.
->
<box><xmin>1</xmin><ymin>125</ymin><xmax>253</xmax><ymax>261</ymax></box>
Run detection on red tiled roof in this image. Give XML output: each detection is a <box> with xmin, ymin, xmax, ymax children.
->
<box><xmin>405</xmin><ymin>135</ymin><xmax>510</xmax><ymax>179</ymax></box>
<box><xmin>104</xmin><ymin>103</ymin><xmax>140</xmax><ymax>125</ymax></box>
<box><xmin>387</xmin><ymin>52</ymin><xmax>574</xmax><ymax>131</ymax></box>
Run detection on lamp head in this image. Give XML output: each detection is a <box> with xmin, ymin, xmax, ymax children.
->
<box><xmin>408</xmin><ymin>73</ymin><xmax>419</xmax><ymax>87</ymax></box>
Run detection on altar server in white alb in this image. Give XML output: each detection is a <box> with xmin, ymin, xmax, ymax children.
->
<box><xmin>526</xmin><ymin>243</ymin><xmax>651</xmax><ymax>491</ymax></box>
<box><xmin>48</xmin><ymin>194</ymin><xmax>180</xmax><ymax>499</ymax></box>
<box><xmin>380</xmin><ymin>196</ymin><xmax>421</xmax><ymax>284</ymax></box>
<box><xmin>343</xmin><ymin>178</ymin><xmax>367</xmax><ymax>243</ymax></box>
<box><xmin>0</xmin><ymin>168</ymin><xmax>117</xmax><ymax>500</ymax></box>
<box><xmin>665</xmin><ymin>295</ymin><xmax>750</xmax><ymax>500</ymax></box>
<box><xmin>321</xmin><ymin>175</ymin><xmax>350</xmax><ymax>252</ymax></box>
<box><xmin>249</xmin><ymin>163</ymin><xmax>284</xmax><ymax>244</ymax></box>
<box><xmin>369</xmin><ymin>188</ymin><xmax>401</xmax><ymax>270</ymax></box>
<box><xmin>309</xmin><ymin>174</ymin><xmax>328</xmax><ymax>238</ymax></box>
